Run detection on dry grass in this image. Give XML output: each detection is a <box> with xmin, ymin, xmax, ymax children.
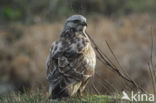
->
<box><xmin>0</xmin><ymin>14</ymin><xmax>156</xmax><ymax>95</ymax></box>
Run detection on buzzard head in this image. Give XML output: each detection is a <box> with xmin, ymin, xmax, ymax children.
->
<box><xmin>63</xmin><ymin>15</ymin><xmax>87</xmax><ymax>33</ymax></box>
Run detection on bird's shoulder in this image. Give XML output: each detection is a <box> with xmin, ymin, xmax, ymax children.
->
<box><xmin>50</xmin><ymin>35</ymin><xmax>90</xmax><ymax>57</ymax></box>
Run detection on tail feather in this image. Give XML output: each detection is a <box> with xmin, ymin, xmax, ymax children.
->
<box><xmin>49</xmin><ymin>84</ymin><xmax>70</xmax><ymax>99</ymax></box>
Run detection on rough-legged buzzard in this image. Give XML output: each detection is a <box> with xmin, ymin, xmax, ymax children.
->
<box><xmin>46</xmin><ymin>15</ymin><xmax>96</xmax><ymax>99</ymax></box>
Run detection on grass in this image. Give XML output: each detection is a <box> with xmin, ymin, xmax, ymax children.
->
<box><xmin>0</xmin><ymin>92</ymin><xmax>114</xmax><ymax>103</ymax></box>
<box><xmin>0</xmin><ymin>91</ymin><xmax>154</xmax><ymax>103</ymax></box>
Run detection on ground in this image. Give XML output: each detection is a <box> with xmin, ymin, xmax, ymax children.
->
<box><xmin>0</xmin><ymin>91</ymin><xmax>153</xmax><ymax>103</ymax></box>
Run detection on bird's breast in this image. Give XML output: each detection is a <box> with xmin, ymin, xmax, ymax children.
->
<box><xmin>83</xmin><ymin>44</ymin><xmax>96</xmax><ymax>69</ymax></box>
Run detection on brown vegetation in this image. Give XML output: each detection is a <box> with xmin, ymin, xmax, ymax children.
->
<box><xmin>0</xmin><ymin>14</ymin><xmax>155</xmax><ymax>95</ymax></box>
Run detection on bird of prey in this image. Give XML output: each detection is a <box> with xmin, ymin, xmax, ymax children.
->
<box><xmin>46</xmin><ymin>15</ymin><xmax>96</xmax><ymax>99</ymax></box>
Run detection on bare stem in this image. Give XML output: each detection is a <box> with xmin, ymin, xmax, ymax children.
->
<box><xmin>86</xmin><ymin>32</ymin><xmax>145</xmax><ymax>93</ymax></box>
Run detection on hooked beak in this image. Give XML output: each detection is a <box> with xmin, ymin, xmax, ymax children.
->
<box><xmin>81</xmin><ymin>22</ymin><xmax>87</xmax><ymax>26</ymax></box>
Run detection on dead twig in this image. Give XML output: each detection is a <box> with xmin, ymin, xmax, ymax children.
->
<box><xmin>148</xmin><ymin>27</ymin><xmax>156</xmax><ymax>95</ymax></box>
<box><xmin>148</xmin><ymin>63</ymin><xmax>155</xmax><ymax>95</ymax></box>
<box><xmin>90</xmin><ymin>77</ymin><xmax>100</xmax><ymax>95</ymax></box>
<box><xmin>105</xmin><ymin>40</ymin><xmax>129</xmax><ymax>78</ymax></box>
<box><xmin>86</xmin><ymin>32</ymin><xmax>145</xmax><ymax>93</ymax></box>
<box><xmin>95</xmin><ymin>72</ymin><xmax>118</xmax><ymax>93</ymax></box>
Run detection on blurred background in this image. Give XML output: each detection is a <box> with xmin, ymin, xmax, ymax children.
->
<box><xmin>0</xmin><ymin>0</ymin><xmax>156</xmax><ymax>95</ymax></box>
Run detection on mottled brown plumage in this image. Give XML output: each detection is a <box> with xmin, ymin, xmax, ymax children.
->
<box><xmin>46</xmin><ymin>15</ymin><xmax>96</xmax><ymax>99</ymax></box>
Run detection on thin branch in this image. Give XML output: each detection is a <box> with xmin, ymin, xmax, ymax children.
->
<box><xmin>86</xmin><ymin>32</ymin><xmax>145</xmax><ymax>92</ymax></box>
<box><xmin>105</xmin><ymin>40</ymin><xmax>143</xmax><ymax>91</ymax></box>
<box><xmin>149</xmin><ymin>27</ymin><xmax>156</xmax><ymax>95</ymax></box>
<box><xmin>90</xmin><ymin>78</ymin><xmax>100</xmax><ymax>95</ymax></box>
<box><xmin>148</xmin><ymin>63</ymin><xmax>155</xmax><ymax>95</ymax></box>
<box><xmin>95</xmin><ymin>72</ymin><xmax>118</xmax><ymax>93</ymax></box>
<box><xmin>105</xmin><ymin>40</ymin><xmax>129</xmax><ymax>78</ymax></box>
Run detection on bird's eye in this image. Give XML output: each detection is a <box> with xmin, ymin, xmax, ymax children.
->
<box><xmin>73</xmin><ymin>20</ymin><xmax>80</xmax><ymax>23</ymax></box>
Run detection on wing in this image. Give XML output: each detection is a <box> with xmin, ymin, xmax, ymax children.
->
<box><xmin>47</xmin><ymin>37</ymin><xmax>87</xmax><ymax>76</ymax></box>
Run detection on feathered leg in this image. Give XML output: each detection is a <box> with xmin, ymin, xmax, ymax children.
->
<box><xmin>77</xmin><ymin>78</ymin><xmax>90</xmax><ymax>98</ymax></box>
